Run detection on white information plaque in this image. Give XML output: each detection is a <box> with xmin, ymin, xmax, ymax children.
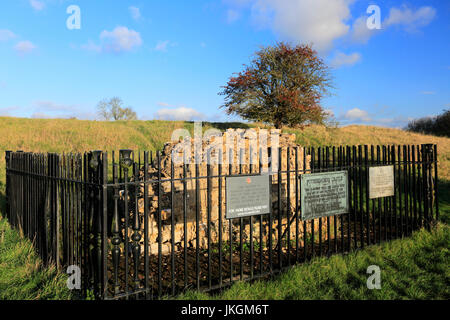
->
<box><xmin>369</xmin><ymin>165</ymin><xmax>395</xmax><ymax>199</ymax></box>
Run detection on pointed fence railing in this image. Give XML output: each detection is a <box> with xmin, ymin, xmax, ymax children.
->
<box><xmin>4</xmin><ymin>144</ymin><xmax>438</xmax><ymax>299</ymax></box>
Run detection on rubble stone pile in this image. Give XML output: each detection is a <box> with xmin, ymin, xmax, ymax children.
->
<box><xmin>128</xmin><ymin>128</ymin><xmax>325</xmax><ymax>254</ymax></box>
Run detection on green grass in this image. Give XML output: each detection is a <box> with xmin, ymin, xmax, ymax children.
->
<box><xmin>178</xmin><ymin>223</ymin><xmax>449</xmax><ymax>300</ymax></box>
<box><xmin>0</xmin><ymin>213</ymin><xmax>71</xmax><ymax>300</ymax></box>
<box><xmin>438</xmin><ymin>180</ymin><xmax>450</xmax><ymax>224</ymax></box>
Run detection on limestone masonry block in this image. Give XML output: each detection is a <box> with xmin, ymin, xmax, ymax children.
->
<box><xmin>119</xmin><ymin>128</ymin><xmax>320</xmax><ymax>255</ymax></box>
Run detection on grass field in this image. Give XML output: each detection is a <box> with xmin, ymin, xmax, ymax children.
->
<box><xmin>0</xmin><ymin>117</ymin><xmax>449</xmax><ymax>182</ymax></box>
<box><xmin>0</xmin><ymin>116</ymin><xmax>448</xmax><ymax>300</ymax></box>
<box><xmin>0</xmin><ymin>214</ymin><xmax>71</xmax><ymax>300</ymax></box>
<box><xmin>179</xmin><ymin>224</ymin><xmax>449</xmax><ymax>300</ymax></box>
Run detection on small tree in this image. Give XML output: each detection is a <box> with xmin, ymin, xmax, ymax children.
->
<box><xmin>97</xmin><ymin>97</ymin><xmax>137</xmax><ymax>121</ymax></box>
<box><xmin>220</xmin><ymin>42</ymin><xmax>333</xmax><ymax>129</ymax></box>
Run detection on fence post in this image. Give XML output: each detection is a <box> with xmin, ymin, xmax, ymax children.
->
<box><xmin>421</xmin><ymin>144</ymin><xmax>434</xmax><ymax>230</ymax></box>
<box><xmin>88</xmin><ymin>150</ymin><xmax>102</xmax><ymax>298</ymax></box>
<box><xmin>101</xmin><ymin>151</ymin><xmax>109</xmax><ymax>299</ymax></box>
<box><xmin>5</xmin><ymin>151</ymin><xmax>11</xmax><ymax>221</ymax></box>
<box><xmin>434</xmin><ymin>144</ymin><xmax>439</xmax><ymax>222</ymax></box>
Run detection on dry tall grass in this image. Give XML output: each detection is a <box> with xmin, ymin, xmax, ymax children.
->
<box><xmin>0</xmin><ymin>117</ymin><xmax>449</xmax><ymax>183</ymax></box>
<box><xmin>284</xmin><ymin>125</ymin><xmax>450</xmax><ymax>180</ymax></box>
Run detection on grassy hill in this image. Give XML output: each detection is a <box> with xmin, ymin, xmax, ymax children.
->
<box><xmin>0</xmin><ymin>116</ymin><xmax>449</xmax><ymax>182</ymax></box>
<box><xmin>0</xmin><ymin>116</ymin><xmax>448</xmax><ymax>300</ymax></box>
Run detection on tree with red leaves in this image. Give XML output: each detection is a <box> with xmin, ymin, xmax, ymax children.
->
<box><xmin>219</xmin><ymin>42</ymin><xmax>333</xmax><ymax>129</ymax></box>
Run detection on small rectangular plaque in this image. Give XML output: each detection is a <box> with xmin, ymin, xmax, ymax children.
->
<box><xmin>369</xmin><ymin>165</ymin><xmax>395</xmax><ymax>199</ymax></box>
<box><xmin>226</xmin><ymin>175</ymin><xmax>271</xmax><ymax>219</ymax></box>
<box><xmin>301</xmin><ymin>171</ymin><xmax>349</xmax><ymax>221</ymax></box>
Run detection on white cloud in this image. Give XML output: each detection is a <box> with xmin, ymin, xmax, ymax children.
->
<box><xmin>0</xmin><ymin>106</ymin><xmax>18</xmax><ymax>117</ymax></box>
<box><xmin>350</xmin><ymin>16</ymin><xmax>380</xmax><ymax>44</ymax></box>
<box><xmin>80</xmin><ymin>40</ymin><xmax>102</xmax><ymax>53</ymax></box>
<box><xmin>336</xmin><ymin>106</ymin><xmax>416</xmax><ymax>128</ymax></box>
<box><xmin>341</xmin><ymin>108</ymin><xmax>371</xmax><ymax>122</ymax></box>
<box><xmin>99</xmin><ymin>26</ymin><xmax>142</xmax><ymax>53</ymax></box>
<box><xmin>31</xmin><ymin>111</ymin><xmax>97</xmax><ymax>120</ymax></box>
<box><xmin>323</xmin><ymin>109</ymin><xmax>334</xmax><ymax>116</ymax></box>
<box><xmin>227</xmin><ymin>0</ymin><xmax>354</xmax><ymax>53</ymax></box>
<box><xmin>330</xmin><ymin>51</ymin><xmax>361</xmax><ymax>68</ymax></box>
<box><xmin>155</xmin><ymin>106</ymin><xmax>205</xmax><ymax>121</ymax></box>
<box><xmin>31</xmin><ymin>100</ymin><xmax>97</xmax><ymax>119</ymax></box>
<box><xmin>14</xmin><ymin>40</ymin><xmax>36</xmax><ymax>55</ymax></box>
<box><xmin>420</xmin><ymin>91</ymin><xmax>435</xmax><ymax>95</ymax></box>
<box><xmin>31</xmin><ymin>112</ymin><xmax>54</xmax><ymax>119</ymax></box>
<box><xmin>33</xmin><ymin>100</ymin><xmax>76</xmax><ymax>112</ymax></box>
<box><xmin>129</xmin><ymin>6</ymin><xmax>141</xmax><ymax>20</ymax></box>
<box><xmin>0</xmin><ymin>29</ymin><xmax>16</xmax><ymax>41</ymax></box>
<box><xmin>349</xmin><ymin>5</ymin><xmax>436</xmax><ymax>45</ymax></box>
<box><xmin>225</xmin><ymin>1</ymin><xmax>436</xmax><ymax>53</ymax></box>
<box><xmin>29</xmin><ymin>0</ymin><xmax>45</xmax><ymax>11</ymax></box>
<box><xmin>154</xmin><ymin>40</ymin><xmax>177</xmax><ymax>52</ymax></box>
<box><xmin>155</xmin><ymin>40</ymin><xmax>170</xmax><ymax>52</ymax></box>
<box><xmin>384</xmin><ymin>5</ymin><xmax>436</xmax><ymax>32</ymax></box>
<box><xmin>226</xmin><ymin>9</ymin><xmax>241</xmax><ymax>23</ymax></box>
<box><xmin>371</xmin><ymin>116</ymin><xmax>413</xmax><ymax>129</ymax></box>
<box><xmin>223</xmin><ymin>0</ymin><xmax>253</xmax><ymax>6</ymax></box>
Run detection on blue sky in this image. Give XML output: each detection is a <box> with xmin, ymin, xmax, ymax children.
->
<box><xmin>0</xmin><ymin>0</ymin><xmax>449</xmax><ymax>128</ymax></box>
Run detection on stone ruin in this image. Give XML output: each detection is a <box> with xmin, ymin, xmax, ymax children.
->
<box><xmin>127</xmin><ymin>128</ymin><xmax>323</xmax><ymax>254</ymax></box>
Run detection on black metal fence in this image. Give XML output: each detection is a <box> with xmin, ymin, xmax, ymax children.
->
<box><xmin>4</xmin><ymin>144</ymin><xmax>438</xmax><ymax>299</ymax></box>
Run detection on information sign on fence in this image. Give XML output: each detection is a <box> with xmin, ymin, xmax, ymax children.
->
<box><xmin>369</xmin><ymin>165</ymin><xmax>395</xmax><ymax>199</ymax></box>
<box><xmin>226</xmin><ymin>175</ymin><xmax>271</xmax><ymax>219</ymax></box>
<box><xmin>300</xmin><ymin>171</ymin><xmax>349</xmax><ymax>220</ymax></box>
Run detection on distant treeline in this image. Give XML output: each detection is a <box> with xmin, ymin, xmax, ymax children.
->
<box><xmin>406</xmin><ymin>109</ymin><xmax>450</xmax><ymax>138</ymax></box>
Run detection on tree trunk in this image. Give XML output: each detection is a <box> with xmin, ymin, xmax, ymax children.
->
<box><xmin>274</xmin><ymin>122</ymin><xmax>283</xmax><ymax>130</ymax></box>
